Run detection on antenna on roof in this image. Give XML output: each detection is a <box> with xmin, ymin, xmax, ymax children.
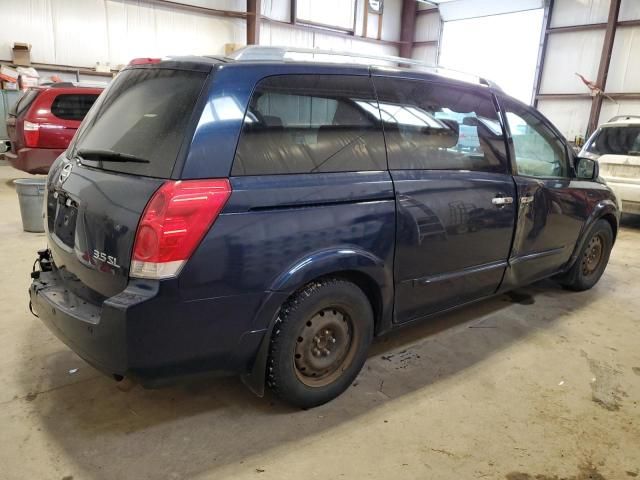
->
<box><xmin>227</xmin><ymin>46</ymin><xmax>501</xmax><ymax>90</ymax></box>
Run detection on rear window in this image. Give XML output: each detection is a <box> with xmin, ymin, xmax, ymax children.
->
<box><xmin>9</xmin><ymin>89</ymin><xmax>39</xmax><ymax>117</ymax></box>
<box><xmin>51</xmin><ymin>93</ymin><xmax>99</xmax><ymax>121</ymax></box>
<box><xmin>72</xmin><ymin>68</ymin><xmax>207</xmax><ymax>178</ymax></box>
<box><xmin>232</xmin><ymin>74</ymin><xmax>386</xmax><ymax>175</ymax></box>
<box><xmin>586</xmin><ymin>126</ymin><xmax>640</xmax><ymax>156</ymax></box>
<box><xmin>373</xmin><ymin>77</ymin><xmax>508</xmax><ymax>173</ymax></box>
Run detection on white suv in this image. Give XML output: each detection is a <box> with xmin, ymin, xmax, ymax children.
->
<box><xmin>580</xmin><ymin>115</ymin><xmax>640</xmax><ymax>214</ymax></box>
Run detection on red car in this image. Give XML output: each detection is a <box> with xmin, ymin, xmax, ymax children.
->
<box><xmin>6</xmin><ymin>83</ymin><xmax>103</xmax><ymax>174</ymax></box>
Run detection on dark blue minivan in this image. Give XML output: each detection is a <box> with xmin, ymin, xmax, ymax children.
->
<box><xmin>30</xmin><ymin>49</ymin><xmax>619</xmax><ymax>407</ymax></box>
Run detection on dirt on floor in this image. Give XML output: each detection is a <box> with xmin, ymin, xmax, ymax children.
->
<box><xmin>0</xmin><ymin>164</ymin><xmax>638</xmax><ymax>480</ymax></box>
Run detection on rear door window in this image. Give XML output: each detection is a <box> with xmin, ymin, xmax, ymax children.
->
<box><xmin>372</xmin><ymin>77</ymin><xmax>508</xmax><ymax>173</ymax></box>
<box><xmin>232</xmin><ymin>74</ymin><xmax>386</xmax><ymax>175</ymax></box>
<box><xmin>72</xmin><ymin>68</ymin><xmax>207</xmax><ymax>178</ymax></box>
<box><xmin>51</xmin><ymin>94</ymin><xmax>99</xmax><ymax>121</ymax></box>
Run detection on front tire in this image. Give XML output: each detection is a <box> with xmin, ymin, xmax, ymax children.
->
<box><xmin>557</xmin><ymin>219</ymin><xmax>613</xmax><ymax>291</ymax></box>
<box><xmin>267</xmin><ymin>278</ymin><xmax>373</xmax><ymax>408</ymax></box>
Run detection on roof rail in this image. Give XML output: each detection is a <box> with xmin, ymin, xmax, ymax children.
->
<box><xmin>227</xmin><ymin>46</ymin><xmax>501</xmax><ymax>90</ymax></box>
<box><xmin>609</xmin><ymin>114</ymin><xmax>640</xmax><ymax>122</ymax></box>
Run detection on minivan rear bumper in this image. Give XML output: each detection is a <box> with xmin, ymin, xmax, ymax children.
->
<box><xmin>6</xmin><ymin>147</ymin><xmax>63</xmax><ymax>174</ymax></box>
<box><xmin>30</xmin><ymin>268</ymin><xmax>268</xmax><ymax>384</ymax></box>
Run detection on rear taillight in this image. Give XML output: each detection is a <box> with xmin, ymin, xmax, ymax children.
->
<box><xmin>23</xmin><ymin>120</ymin><xmax>40</xmax><ymax>147</ymax></box>
<box><xmin>130</xmin><ymin>179</ymin><xmax>231</xmax><ymax>279</ymax></box>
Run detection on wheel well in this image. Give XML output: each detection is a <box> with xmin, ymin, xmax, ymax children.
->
<box><xmin>287</xmin><ymin>270</ymin><xmax>384</xmax><ymax>335</ymax></box>
<box><xmin>601</xmin><ymin>213</ymin><xmax>618</xmax><ymax>242</ymax></box>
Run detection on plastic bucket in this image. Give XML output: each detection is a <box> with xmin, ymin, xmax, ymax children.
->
<box><xmin>14</xmin><ymin>178</ymin><xmax>46</xmax><ymax>233</ymax></box>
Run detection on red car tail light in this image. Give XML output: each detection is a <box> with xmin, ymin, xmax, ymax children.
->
<box><xmin>23</xmin><ymin>120</ymin><xmax>40</xmax><ymax>147</ymax></box>
<box><xmin>130</xmin><ymin>179</ymin><xmax>232</xmax><ymax>279</ymax></box>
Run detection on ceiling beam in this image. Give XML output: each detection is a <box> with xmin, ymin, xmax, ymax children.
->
<box><xmin>587</xmin><ymin>0</ymin><xmax>621</xmax><ymax>136</ymax></box>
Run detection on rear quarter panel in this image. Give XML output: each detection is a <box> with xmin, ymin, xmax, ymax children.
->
<box><xmin>178</xmin><ymin>172</ymin><xmax>396</xmax><ymax>334</ymax></box>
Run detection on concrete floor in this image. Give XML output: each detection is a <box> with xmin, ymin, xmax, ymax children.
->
<box><xmin>0</xmin><ymin>163</ymin><xmax>638</xmax><ymax>480</ymax></box>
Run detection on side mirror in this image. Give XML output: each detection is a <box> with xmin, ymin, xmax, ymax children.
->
<box><xmin>575</xmin><ymin>156</ymin><xmax>599</xmax><ymax>180</ymax></box>
<box><xmin>0</xmin><ymin>141</ymin><xmax>9</xmax><ymax>154</ymax></box>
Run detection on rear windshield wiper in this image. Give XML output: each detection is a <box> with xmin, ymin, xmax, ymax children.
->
<box><xmin>76</xmin><ymin>148</ymin><xmax>150</xmax><ymax>164</ymax></box>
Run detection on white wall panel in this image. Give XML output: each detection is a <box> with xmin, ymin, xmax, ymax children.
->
<box><xmin>296</xmin><ymin>0</ymin><xmax>356</xmax><ymax>30</ymax></box>
<box><xmin>411</xmin><ymin>44</ymin><xmax>438</xmax><ymax>65</ymax></box>
<box><xmin>607</xmin><ymin>26</ymin><xmax>640</xmax><ymax>93</ymax></box>
<box><xmin>0</xmin><ymin>0</ymin><xmax>245</xmax><ymax>68</ymax></box>
<box><xmin>260</xmin><ymin>21</ymin><xmax>398</xmax><ymax>58</ymax></box>
<box><xmin>1</xmin><ymin>0</ymin><xmax>398</xmax><ymax>69</ymax></box>
<box><xmin>537</xmin><ymin>98</ymin><xmax>592</xmax><ymax>140</ymax></box>
<box><xmin>261</xmin><ymin>0</ymin><xmax>289</xmax><ymax>22</ymax></box>
<box><xmin>104</xmin><ymin>0</ymin><xmax>245</xmax><ymax>66</ymax></box>
<box><xmin>600</xmin><ymin>99</ymin><xmax>640</xmax><ymax>123</ymax></box>
<box><xmin>260</xmin><ymin>22</ymin><xmax>314</xmax><ymax>48</ymax></box>
<box><xmin>380</xmin><ymin>0</ymin><xmax>401</xmax><ymax>42</ymax></box>
<box><xmin>366</xmin><ymin>14</ymin><xmax>380</xmax><ymax>38</ymax></box>
<box><xmin>0</xmin><ymin>0</ymin><xmax>56</xmax><ymax>64</ymax></box>
<box><xmin>170</xmin><ymin>0</ymin><xmax>244</xmax><ymax>12</ymax></box>
<box><xmin>354</xmin><ymin>0</ymin><xmax>365</xmax><ymax>36</ymax></box>
<box><xmin>550</xmin><ymin>0</ymin><xmax>609</xmax><ymax>28</ymax></box>
<box><xmin>51</xmin><ymin>0</ymin><xmax>110</xmax><ymax>66</ymax></box>
<box><xmin>619</xmin><ymin>0</ymin><xmax>640</xmax><ymax>21</ymax></box>
<box><xmin>414</xmin><ymin>11</ymin><xmax>441</xmax><ymax>42</ymax></box>
<box><xmin>539</xmin><ymin>30</ymin><xmax>605</xmax><ymax>94</ymax></box>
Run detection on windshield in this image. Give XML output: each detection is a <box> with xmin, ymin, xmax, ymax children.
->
<box><xmin>585</xmin><ymin>126</ymin><xmax>640</xmax><ymax>156</ymax></box>
<box><xmin>72</xmin><ymin>68</ymin><xmax>207</xmax><ymax>178</ymax></box>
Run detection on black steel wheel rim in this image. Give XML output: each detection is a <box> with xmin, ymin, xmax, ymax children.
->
<box><xmin>582</xmin><ymin>233</ymin><xmax>604</xmax><ymax>277</ymax></box>
<box><xmin>293</xmin><ymin>307</ymin><xmax>356</xmax><ymax>387</ymax></box>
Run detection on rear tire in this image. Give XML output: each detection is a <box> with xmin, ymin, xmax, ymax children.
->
<box><xmin>557</xmin><ymin>219</ymin><xmax>613</xmax><ymax>291</ymax></box>
<box><xmin>267</xmin><ymin>278</ymin><xmax>373</xmax><ymax>408</ymax></box>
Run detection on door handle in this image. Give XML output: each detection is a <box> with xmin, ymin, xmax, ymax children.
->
<box><xmin>492</xmin><ymin>196</ymin><xmax>514</xmax><ymax>206</ymax></box>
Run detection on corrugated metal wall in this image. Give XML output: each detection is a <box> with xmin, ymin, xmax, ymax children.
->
<box><xmin>536</xmin><ymin>0</ymin><xmax>640</xmax><ymax>141</ymax></box>
<box><xmin>412</xmin><ymin>6</ymin><xmax>440</xmax><ymax>65</ymax></box>
<box><xmin>260</xmin><ymin>0</ymin><xmax>401</xmax><ymax>57</ymax></box>
<box><xmin>0</xmin><ymin>0</ymin><xmax>246</xmax><ymax>68</ymax></box>
<box><xmin>0</xmin><ymin>0</ymin><xmax>400</xmax><ymax>70</ymax></box>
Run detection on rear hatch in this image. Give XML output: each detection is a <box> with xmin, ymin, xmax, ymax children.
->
<box><xmin>598</xmin><ymin>154</ymin><xmax>640</xmax><ymax>181</ymax></box>
<box><xmin>46</xmin><ymin>65</ymin><xmax>210</xmax><ymax>300</ymax></box>
<box><xmin>585</xmin><ymin>124</ymin><xmax>640</xmax><ymax>181</ymax></box>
